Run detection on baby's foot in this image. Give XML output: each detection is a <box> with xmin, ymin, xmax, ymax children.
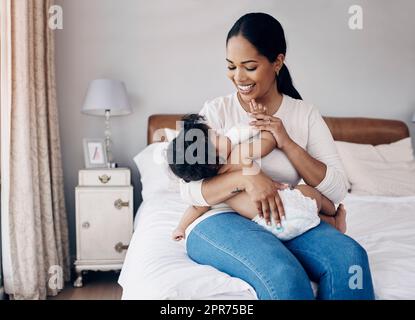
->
<box><xmin>335</xmin><ymin>204</ymin><xmax>347</xmax><ymax>234</ymax></box>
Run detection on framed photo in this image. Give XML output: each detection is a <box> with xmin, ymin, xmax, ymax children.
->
<box><xmin>83</xmin><ymin>138</ymin><xmax>108</xmax><ymax>168</ymax></box>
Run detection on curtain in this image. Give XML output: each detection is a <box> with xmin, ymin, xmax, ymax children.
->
<box><xmin>1</xmin><ymin>0</ymin><xmax>70</xmax><ymax>299</ymax></box>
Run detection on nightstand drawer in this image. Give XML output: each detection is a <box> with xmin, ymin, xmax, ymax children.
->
<box><xmin>79</xmin><ymin>168</ymin><xmax>130</xmax><ymax>186</ymax></box>
<box><xmin>74</xmin><ymin>167</ymin><xmax>134</xmax><ymax>287</ymax></box>
<box><xmin>76</xmin><ymin>187</ymin><xmax>133</xmax><ymax>261</ymax></box>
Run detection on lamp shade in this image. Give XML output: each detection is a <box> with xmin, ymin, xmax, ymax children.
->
<box><xmin>81</xmin><ymin>79</ymin><xmax>132</xmax><ymax>116</ymax></box>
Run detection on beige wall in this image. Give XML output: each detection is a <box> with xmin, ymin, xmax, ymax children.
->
<box><xmin>55</xmin><ymin>0</ymin><xmax>415</xmax><ymax>260</ymax></box>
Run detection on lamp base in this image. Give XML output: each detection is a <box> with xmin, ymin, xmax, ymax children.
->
<box><xmin>109</xmin><ymin>162</ymin><xmax>118</xmax><ymax>168</ymax></box>
<box><xmin>105</xmin><ymin>110</ymin><xmax>113</xmax><ymax>165</ymax></box>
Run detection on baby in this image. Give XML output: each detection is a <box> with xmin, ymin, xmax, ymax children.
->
<box><xmin>167</xmin><ymin>108</ymin><xmax>341</xmax><ymax>242</ymax></box>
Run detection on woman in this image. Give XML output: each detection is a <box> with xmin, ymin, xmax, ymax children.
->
<box><xmin>182</xmin><ymin>12</ymin><xmax>375</xmax><ymax>299</ymax></box>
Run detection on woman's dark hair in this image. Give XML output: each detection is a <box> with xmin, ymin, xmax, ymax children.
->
<box><xmin>227</xmin><ymin>12</ymin><xmax>302</xmax><ymax>100</ymax></box>
<box><xmin>167</xmin><ymin>114</ymin><xmax>221</xmax><ymax>183</ymax></box>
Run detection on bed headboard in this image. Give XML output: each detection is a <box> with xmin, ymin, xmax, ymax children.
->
<box><xmin>147</xmin><ymin>114</ymin><xmax>409</xmax><ymax>146</ymax></box>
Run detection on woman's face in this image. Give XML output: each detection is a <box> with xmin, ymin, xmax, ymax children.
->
<box><xmin>226</xmin><ymin>35</ymin><xmax>282</xmax><ymax>104</ymax></box>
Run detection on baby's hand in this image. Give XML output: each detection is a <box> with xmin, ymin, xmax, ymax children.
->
<box><xmin>172</xmin><ymin>228</ymin><xmax>186</xmax><ymax>241</ymax></box>
<box><xmin>249</xmin><ymin>99</ymin><xmax>267</xmax><ymax>115</ymax></box>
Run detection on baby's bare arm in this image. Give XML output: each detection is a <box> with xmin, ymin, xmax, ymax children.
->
<box><xmin>173</xmin><ymin>205</ymin><xmax>210</xmax><ymax>241</ymax></box>
<box><xmin>177</xmin><ymin>206</ymin><xmax>209</xmax><ymax>231</ymax></box>
<box><xmin>224</xmin><ymin>191</ymin><xmax>260</xmax><ymax>220</ymax></box>
<box><xmin>220</xmin><ymin>131</ymin><xmax>276</xmax><ymax>174</ymax></box>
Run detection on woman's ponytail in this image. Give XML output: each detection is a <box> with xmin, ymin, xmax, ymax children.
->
<box><xmin>277</xmin><ymin>64</ymin><xmax>302</xmax><ymax>100</ymax></box>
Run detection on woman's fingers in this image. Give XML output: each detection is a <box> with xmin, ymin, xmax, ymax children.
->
<box><xmin>250</xmin><ymin>113</ymin><xmax>278</xmax><ymax>121</ymax></box>
<box><xmin>268</xmin><ymin>198</ymin><xmax>279</xmax><ymax>226</ymax></box>
<box><xmin>250</xmin><ymin>121</ymin><xmax>272</xmax><ymax>127</ymax></box>
<box><xmin>261</xmin><ymin>200</ymin><xmax>271</xmax><ymax>225</ymax></box>
<box><xmin>275</xmin><ymin>194</ymin><xmax>285</xmax><ymax>222</ymax></box>
<box><xmin>251</xmin><ymin>124</ymin><xmax>274</xmax><ymax>134</ymax></box>
<box><xmin>250</xmin><ymin>118</ymin><xmax>278</xmax><ymax>126</ymax></box>
<box><xmin>256</xmin><ymin>202</ymin><xmax>263</xmax><ymax>219</ymax></box>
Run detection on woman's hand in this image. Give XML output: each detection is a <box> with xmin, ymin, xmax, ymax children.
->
<box><xmin>249</xmin><ymin>99</ymin><xmax>293</xmax><ymax>150</ymax></box>
<box><xmin>243</xmin><ymin>170</ymin><xmax>288</xmax><ymax>226</ymax></box>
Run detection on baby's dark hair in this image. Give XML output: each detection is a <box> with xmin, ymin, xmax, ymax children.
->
<box><xmin>167</xmin><ymin>114</ymin><xmax>221</xmax><ymax>182</ymax></box>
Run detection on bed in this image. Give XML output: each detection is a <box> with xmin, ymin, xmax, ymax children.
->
<box><xmin>118</xmin><ymin>115</ymin><xmax>415</xmax><ymax>300</ymax></box>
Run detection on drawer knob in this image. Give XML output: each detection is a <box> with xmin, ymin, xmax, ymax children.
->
<box><xmin>114</xmin><ymin>199</ymin><xmax>129</xmax><ymax>210</ymax></box>
<box><xmin>114</xmin><ymin>242</ymin><xmax>129</xmax><ymax>253</ymax></box>
<box><xmin>98</xmin><ymin>174</ymin><xmax>111</xmax><ymax>184</ymax></box>
<box><xmin>82</xmin><ymin>222</ymin><xmax>90</xmax><ymax>229</ymax></box>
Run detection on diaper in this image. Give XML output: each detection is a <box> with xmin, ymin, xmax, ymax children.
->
<box><xmin>253</xmin><ymin>188</ymin><xmax>321</xmax><ymax>241</ymax></box>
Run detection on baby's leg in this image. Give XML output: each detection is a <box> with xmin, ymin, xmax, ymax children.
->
<box><xmin>295</xmin><ymin>184</ymin><xmax>346</xmax><ymax>233</ymax></box>
<box><xmin>294</xmin><ymin>184</ymin><xmax>322</xmax><ymax>211</ymax></box>
<box><xmin>295</xmin><ymin>184</ymin><xmax>337</xmax><ymax>216</ymax></box>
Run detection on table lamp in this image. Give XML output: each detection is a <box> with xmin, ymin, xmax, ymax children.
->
<box><xmin>82</xmin><ymin>79</ymin><xmax>132</xmax><ymax>166</ymax></box>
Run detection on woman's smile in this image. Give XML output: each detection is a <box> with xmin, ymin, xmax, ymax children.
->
<box><xmin>237</xmin><ymin>83</ymin><xmax>256</xmax><ymax>95</ymax></box>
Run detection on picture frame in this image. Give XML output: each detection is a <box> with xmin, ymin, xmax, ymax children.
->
<box><xmin>83</xmin><ymin>138</ymin><xmax>108</xmax><ymax>168</ymax></box>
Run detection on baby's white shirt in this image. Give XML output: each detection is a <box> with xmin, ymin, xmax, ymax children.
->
<box><xmin>224</xmin><ymin>124</ymin><xmax>260</xmax><ymax>147</ymax></box>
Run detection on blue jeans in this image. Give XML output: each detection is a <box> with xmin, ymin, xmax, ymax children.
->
<box><xmin>187</xmin><ymin>212</ymin><xmax>375</xmax><ymax>300</ymax></box>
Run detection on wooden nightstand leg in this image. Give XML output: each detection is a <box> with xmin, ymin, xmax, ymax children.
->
<box><xmin>73</xmin><ymin>271</ymin><xmax>83</xmax><ymax>288</ymax></box>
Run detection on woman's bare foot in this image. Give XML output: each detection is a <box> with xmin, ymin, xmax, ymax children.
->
<box><xmin>334</xmin><ymin>204</ymin><xmax>347</xmax><ymax>234</ymax></box>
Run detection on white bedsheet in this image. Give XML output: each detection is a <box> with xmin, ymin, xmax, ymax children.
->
<box><xmin>118</xmin><ymin>192</ymin><xmax>257</xmax><ymax>300</ymax></box>
<box><xmin>118</xmin><ymin>191</ymin><xmax>415</xmax><ymax>300</ymax></box>
<box><xmin>344</xmin><ymin>194</ymin><xmax>415</xmax><ymax>299</ymax></box>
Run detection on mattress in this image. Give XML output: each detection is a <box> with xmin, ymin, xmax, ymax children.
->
<box><xmin>118</xmin><ymin>191</ymin><xmax>415</xmax><ymax>300</ymax></box>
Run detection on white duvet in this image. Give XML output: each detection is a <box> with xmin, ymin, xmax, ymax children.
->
<box><xmin>344</xmin><ymin>194</ymin><xmax>415</xmax><ymax>299</ymax></box>
<box><xmin>118</xmin><ymin>191</ymin><xmax>257</xmax><ymax>300</ymax></box>
<box><xmin>119</xmin><ymin>191</ymin><xmax>415</xmax><ymax>300</ymax></box>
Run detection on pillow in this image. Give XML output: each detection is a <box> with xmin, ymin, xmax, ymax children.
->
<box><xmin>133</xmin><ymin>142</ymin><xmax>180</xmax><ymax>201</ymax></box>
<box><xmin>164</xmin><ymin>128</ymin><xmax>179</xmax><ymax>141</ymax></box>
<box><xmin>335</xmin><ymin>138</ymin><xmax>415</xmax><ymax>196</ymax></box>
<box><xmin>343</xmin><ymin>159</ymin><xmax>415</xmax><ymax>196</ymax></box>
<box><xmin>335</xmin><ymin>137</ymin><xmax>414</xmax><ymax>163</ymax></box>
<box><xmin>374</xmin><ymin>138</ymin><xmax>414</xmax><ymax>162</ymax></box>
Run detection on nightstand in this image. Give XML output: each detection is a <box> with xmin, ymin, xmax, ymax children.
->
<box><xmin>74</xmin><ymin>168</ymin><xmax>133</xmax><ymax>287</ymax></box>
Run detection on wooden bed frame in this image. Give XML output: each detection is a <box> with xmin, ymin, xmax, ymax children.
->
<box><xmin>147</xmin><ymin>114</ymin><xmax>409</xmax><ymax>145</ymax></box>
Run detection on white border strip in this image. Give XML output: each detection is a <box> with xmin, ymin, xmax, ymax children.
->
<box><xmin>1</xmin><ymin>0</ymin><xmax>14</xmax><ymax>295</ymax></box>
